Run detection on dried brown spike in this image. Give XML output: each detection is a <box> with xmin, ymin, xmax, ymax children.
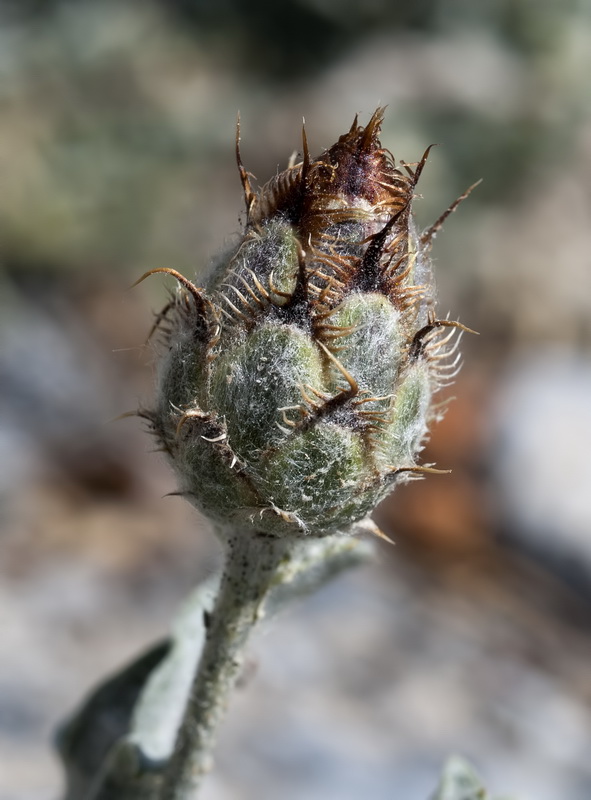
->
<box><xmin>411</xmin><ymin>143</ymin><xmax>437</xmax><ymax>188</ymax></box>
<box><xmin>409</xmin><ymin>319</ymin><xmax>479</xmax><ymax>362</ymax></box>
<box><xmin>421</xmin><ymin>179</ymin><xmax>483</xmax><ymax>249</ymax></box>
<box><xmin>132</xmin><ymin>268</ymin><xmax>213</xmax><ymax>343</ymax></box>
<box><xmin>131</xmin><ymin>268</ymin><xmax>204</xmax><ymax>307</ymax></box>
<box><xmin>236</xmin><ymin>112</ymin><xmax>256</xmax><ymax>219</ymax></box>
<box><xmin>359</xmin><ymin>106</ymin><xmax>386</xmax><ymax>152</ymax></box>
<box><xmin>391</xmin><ymin>465</ymin><xmax>452</xmax><ymax>476</ymax></box>
<box><xmin>110</xmin><ymin>409</ymin><xmax>155</xmax><ymax>424</ymax></box>
<box><xmin>301</xmin><ymin>119</ymin><xmax>311</xmax><ymax>188</ymax></box>
<box><xmin>146</xmin><ymin>299</ymin><xmax>175</xmax><ymax>344</ymax></box>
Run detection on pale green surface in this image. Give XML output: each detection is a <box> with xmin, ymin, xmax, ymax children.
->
<box><xmin>434</xmin><ymin>756</ymin><xmax>516</xmax><ymax>800</ymax></box>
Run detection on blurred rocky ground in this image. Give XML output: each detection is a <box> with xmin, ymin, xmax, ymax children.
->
<box><xmin>2</xmin><ymin>1</ymin><xmax>591</xmax><ymax>798</ymax></box>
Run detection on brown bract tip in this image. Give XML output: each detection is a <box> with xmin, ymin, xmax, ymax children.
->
<box><xmin>250</xmin><ymin>108</ymin><xmax>410</xmax><ymax>228</ymax></box>
<box><xmin>309</xmin><ymin>106</ymin><xmax>403</xmax><ymax>207</ymax></box>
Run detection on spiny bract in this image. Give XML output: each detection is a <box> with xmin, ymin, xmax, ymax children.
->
<box><xmin>139</xmin><ymin>109</ymin><xmax>469</xmax><ymax>539</ymax></box>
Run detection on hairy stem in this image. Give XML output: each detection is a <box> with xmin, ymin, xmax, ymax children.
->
<box><xmin>158</xmin><ymin>531</ymin><xmax>295</xmax><ymax>800</ymax></box>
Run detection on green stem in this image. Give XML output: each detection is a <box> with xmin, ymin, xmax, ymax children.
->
<box><xmin>158</xmin><ymin>532</ymin><xmax>294</xmax><ymax>800</ymax></box>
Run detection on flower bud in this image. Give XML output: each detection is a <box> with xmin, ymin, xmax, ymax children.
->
<box><xmin>140</xmin><ymin>109</ymin><xmax>469</xmax><ymax>538</ymax></box>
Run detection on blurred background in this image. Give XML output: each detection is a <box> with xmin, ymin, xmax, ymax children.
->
<box><xmin>2</xmin><ymin>1</ymin><xmax>591</xmax><ymax>798</ymax></box>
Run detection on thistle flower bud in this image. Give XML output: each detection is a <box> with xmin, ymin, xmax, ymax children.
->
<box><xmin>139</xmin><ymin>109</ymin><xmax>470</xmax><ymax>539</ymax></box>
